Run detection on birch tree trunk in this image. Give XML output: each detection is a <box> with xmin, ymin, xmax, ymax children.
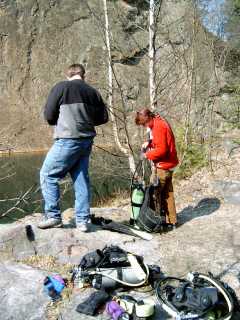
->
<box><xmin>149</xmin><ymin>0</ymin><xmax>157</xmax><ymax>110</ymax></box>
<box><xmin>103</xmin><ymin>0</ymin><xmax>136</xmax><ymax>174</ymax></box>
<box><xmin>184</xmin><ymin>4</ymin><xmax>196</xmax><ymax>146</ymax></box>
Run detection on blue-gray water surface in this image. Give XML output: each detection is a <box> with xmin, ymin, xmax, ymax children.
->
<box><xmin>0</xmin><ymin>150</ymin><xmax>130</xmax><ymax>223</ymax></box>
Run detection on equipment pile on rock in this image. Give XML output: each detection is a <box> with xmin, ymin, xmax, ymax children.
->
<box><xmin>58</xmin><ymin>245</ymin><xmax>240</xmax><ymax>320</ymax></box>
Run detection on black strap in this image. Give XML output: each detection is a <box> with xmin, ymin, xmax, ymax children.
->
<box><xmin>131</xmin><ymin>202</ymin><xmax>142</xmax><ymax>207</ymax></box>
<box><xmin>174</xmin><ymin>282</ymin><xmax>190</xmax><ymax>302</ymax></box>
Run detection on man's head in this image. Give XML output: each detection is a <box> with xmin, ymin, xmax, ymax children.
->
<box><xmin>135</xmin><ymin>108</ymin><xmax>155</xmax><ymax>127</ymax></box>
<box><xmin>66</xmin><ymin>64</ymin><xmax>85</xmax><ymax>80</ymax></box>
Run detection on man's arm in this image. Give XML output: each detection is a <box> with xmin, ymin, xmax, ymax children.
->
<box><xmin>145</xmin><ymin>126</ymin><xmax>168</xmax><ymax>161</ymax></box>
<box><xmin>44</xmin><ymin>83</ymin><xmax>63</xmax><ymax>125</ymax></box>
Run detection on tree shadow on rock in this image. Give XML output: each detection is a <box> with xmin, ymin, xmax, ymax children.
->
<box><xmin>178</xmin><ymin>197</ymin><xmax>221</xmax><ymax>225</ymax></box>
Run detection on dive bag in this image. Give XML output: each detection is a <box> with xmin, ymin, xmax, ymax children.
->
<box><xmin>130</xmin><ymin>158</ymin><xmax>164</xmax><ymax>233</ymax></box>
<box><xmin>72</xmin><ymin>245</ymin><xmax>149</xmax><ymax>290</ymax></box>
<box><xmin>136</xmin><ymin>185</ymin><xmax>164</xmax><ymax>233</ymax></box>
<box><xmin>155</xmin><ymin>272</ymin><xmax>235</xmax><ymax>319</ymax></box>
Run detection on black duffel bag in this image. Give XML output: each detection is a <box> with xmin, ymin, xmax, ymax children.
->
<box><xmin>136</xmin><ymin>185</ymin><xmax>164</xmax><ymax>233</ymax></box>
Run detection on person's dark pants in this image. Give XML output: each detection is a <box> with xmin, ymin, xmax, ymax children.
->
<box><xmin>155</xmin><ymin>168</ymin><xmax>177</xmax><ymax>225</ymax></box>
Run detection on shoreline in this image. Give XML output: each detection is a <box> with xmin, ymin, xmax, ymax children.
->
<box><xmin>0</xmin><ymin>148</ymin><xmax>49</xmax><ymax>157</ymax></box>
<box><xmin>0</xmin><ymin>144</ymin><xmax>116</xmax><ymax>157</ymax></box>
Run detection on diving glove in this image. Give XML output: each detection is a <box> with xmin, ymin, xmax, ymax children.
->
<box><xmin>76</xmin><ymin>290</ymin><xmax>109</xmax><ymax>316</ymax></box>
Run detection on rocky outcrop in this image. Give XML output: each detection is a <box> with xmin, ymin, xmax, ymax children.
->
<box><xmin>0</xmin><ymin>0</ymin><xmax>150</xmax><ymax>149</ymax></box>
<box><xmin>0</xmin><ymin>197</ymin><xmax>240</xmax><ymax>319</ymax></box>
<box><xmin>0</xmin><ymin>263</ymin><xmax>48</xmax><ymax>320</ymax></box>
<box><xmin>0</xmin><ymin>208</ymin><xmax>131</xmax><ymax>264</ymax></box>
<box><xmin>213</xmin><ymin>180</ymin><xmax>240</xmax><ymax>205</ymax></box>
<box><xmin>0</xmin><ymin>0</ymin><xmax>236</xmax><ymax>150</ymax></box>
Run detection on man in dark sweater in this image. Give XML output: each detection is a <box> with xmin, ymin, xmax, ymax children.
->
<box><xmin>38</xmin><ymin>64</ymin><xmax>108</xmax><ymax>231</ymax></box>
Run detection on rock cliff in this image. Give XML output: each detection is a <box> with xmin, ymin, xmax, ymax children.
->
<box><xmin>0</xmin><ymin>0</ymin><xmax>238</xmax><ymax>150</ymax></box>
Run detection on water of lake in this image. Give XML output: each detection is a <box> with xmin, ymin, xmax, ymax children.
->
<box><xmin>0</xmin><ymin>149</ymin><xmax>130</xmax><ymax>223</ymax></box>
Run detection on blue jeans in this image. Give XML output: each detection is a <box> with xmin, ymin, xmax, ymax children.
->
<box><xmin>40</xmin><ymin>138</ymin><xmax>93</xmax><ymax>223</ymax></box>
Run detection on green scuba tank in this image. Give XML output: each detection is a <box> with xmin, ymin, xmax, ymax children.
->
<box><xmin>130</xmin><ymin>184</ymin><xmax>145</xmax><ymax>224</ymax></box>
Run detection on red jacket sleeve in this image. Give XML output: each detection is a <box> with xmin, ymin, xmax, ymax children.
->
<box><xmin>145</xmin><ymin>122</ymin><xmax>168</xmax><ymax>161</ymax></box>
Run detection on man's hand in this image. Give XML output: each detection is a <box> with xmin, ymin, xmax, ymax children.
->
<box><xmin>140</xmin><ymin>151</ymin><xmax>147</xmax><ymax>160</ymax></box>
<box><xmin>141</xmin><ymin>141</ymin><xmax>149</xmax><ymax>153</ymax></box>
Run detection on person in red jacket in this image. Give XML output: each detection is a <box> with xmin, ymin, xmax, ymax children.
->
<box><xmin>135</xmin><ymin>108</ymin><xmax>179</xmax><ymax>228</ymax></box>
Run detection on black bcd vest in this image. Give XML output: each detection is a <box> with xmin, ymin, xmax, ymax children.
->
<box><xmin>136</xmin><ymin>185</ymin><xmax>165</xmax><ymax>233</ymax></box>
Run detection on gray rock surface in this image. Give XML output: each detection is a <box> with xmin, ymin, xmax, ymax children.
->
<box><xmin>0</xmin><ymin>0</ymin><xmax>150</xmax><ymax>149</ymax></box>
<box><xmin>0</xmin><ymin>200</ymin><xmax>239</xmax><ymax>320</ymax></box>
<box><xmin>212</xmin><ymin>180</ymin><xmax>240</xmax><ymax>205</ymax></box>
<box><xmin>0</xmin><ymin>208</ymin><xmax>132</xmax><ymax>264</ymax></box>
<box><xmin>222</xmin><ymin>138</ymin><xmax>240</xmax><ymax>156</ymax></box>
<box><xmin>0</xmin><ymin>223</ymin><xmax>37</xmax><ymax>261</ymax></box>
<box><xmin>0</xmin><ymin>263</ymin><xmax>48</xmax><ymax>320</ymax></box>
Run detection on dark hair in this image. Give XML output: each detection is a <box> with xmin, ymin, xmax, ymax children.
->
<box><xmin>135</xmin><ymin>108</ymin><xmax>155</xmax><ymax>126</ymax></box>
<box><xmin>66</xmin><ymin>64</ymin><xmax>85</xmax><ymax>78</ymax></box>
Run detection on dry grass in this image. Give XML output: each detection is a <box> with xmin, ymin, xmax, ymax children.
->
<box><xmin>20</xmin><ymin>255</ymin><xmax>71</xmax><ymax>274</ymax></box>
<box><xmin>94</xmin><ymin>189</ymin><xmax>130</xmax><ymax>207</ymax></box>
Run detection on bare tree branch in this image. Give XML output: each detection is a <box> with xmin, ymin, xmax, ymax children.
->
<box><xmin>0</xmin><ymin>184</ymin><xmax>36</xmax><ymax>218</ymax></box>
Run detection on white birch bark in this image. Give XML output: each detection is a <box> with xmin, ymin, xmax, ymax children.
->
<box><xmin>184</xmin><ymin>5</ymin><xmax>196</xmax><ymax>146</ymax></box>
<box><xmin>149</xmin><ymin>0</ymin><xmax>157</xmax><ymax>110</ymax></box>
<box><xmin>103</xmin><ymin>0</ymin><xmax>136</xmax><ymax>174</ymax></box>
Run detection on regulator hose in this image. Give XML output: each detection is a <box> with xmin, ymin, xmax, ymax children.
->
<box><xmin>155</xmin><ymin>273</ymin><xmax>234</xmax><ymax>320</ymax></box>
<box><xmin>130</xmin><ymin>159</ymin><xmax>144</xmax><ymax>190</ymax></box>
